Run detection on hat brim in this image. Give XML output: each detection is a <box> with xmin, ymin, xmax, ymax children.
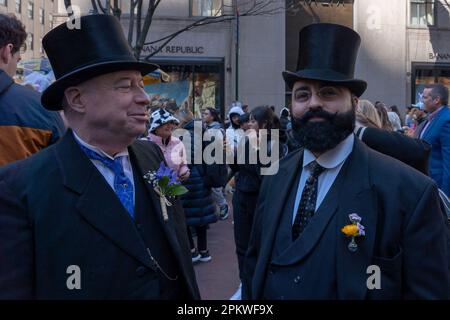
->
<box><xmin>282</xmin><ymin>70</ymin><xmax>367</xmax><ymax>97</ymax></box>
<box><xmin>41</xmin><ymin>60</ymin><xmax>158</xmax><ymax>110</ymax></box>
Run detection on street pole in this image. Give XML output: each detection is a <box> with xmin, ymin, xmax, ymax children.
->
<box><xmin>235</xmin><ymin>1</ymin><xmax>239</xmax><ymax>101</ymax></box>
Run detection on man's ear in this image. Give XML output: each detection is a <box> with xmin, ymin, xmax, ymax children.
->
<box><xmin>64</xmin><ymin>87</ymin><xmax>86</xmax><ymax>113</ymax></box>
<box><xmin>352</xmin><ymin>95</ymin><xmax>359</xmax><ymax>108</ymax></box>
<box><xmin>0</xmin><ymin>44</ymin><xmax>13</xmax><ymax>64</ymax></box>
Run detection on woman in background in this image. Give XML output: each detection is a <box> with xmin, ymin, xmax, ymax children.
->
<box><xmin>175</xmin><ymin>109</ymin><xmax>217</xmax><ymax>263</ymax></box>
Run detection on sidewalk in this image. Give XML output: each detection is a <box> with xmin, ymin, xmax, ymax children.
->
<box><xmin>193</xmin><ymin>200</ymin><xmax>240</xmax><ymax>300</ymax></box>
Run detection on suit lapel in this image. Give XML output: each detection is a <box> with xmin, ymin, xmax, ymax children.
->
<box><xmin>128</xmin><ymin>141</ymin><xmax>187</xmax><ymax>274</ymax></box>
<box><xmin>414</xmin><ymin>120</ymin><xmax>427</xmax><ymax>138</ymax></box>
<box><xmin>55</xmin><ymin>131</ymin><xmax>153</xmax><ymax>269</ymax></box>
<box><xmin>272</xmin><ymin>159</ymin><xmax>344</xmax><ymax>265</ymax></box>
<box><xmin>336</xmin><ymin>139</ymin><xmax>378</xmax><ymax>299</ymax></box>
<box><xmin>253</xmin><ymin>150</ymin><xmax>303</xmax><ymax>295</ymax></box>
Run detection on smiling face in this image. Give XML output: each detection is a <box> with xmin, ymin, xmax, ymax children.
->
<box><xmin>290</xmin><ymin>79</ymin><xmax>356</xmax><ymax>154</ymax></box>
<box><xmin>69</xmin><ymin>70</ymin><xmax>150</xmax><ymax>145</ymax></box>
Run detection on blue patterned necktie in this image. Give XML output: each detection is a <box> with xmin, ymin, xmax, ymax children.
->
<box><xmin>79</xmin><ymin>144</ymin><xmax>135</xmax><ymax>218</ymax></box>
<box><xmin>292</xmin><ymin>160</ymin><xmax>326</xmax><ymax>240</ymax></box>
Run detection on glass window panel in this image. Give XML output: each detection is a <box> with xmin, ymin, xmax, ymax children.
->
<box><xmin>414</xmin><ymin>66</ymin><xmax>450</xmax><ymax>104</ymax></box>
<box><xmin>426</xmin><ymin>1</ymin><xmax>434</xmax><ymax>25</ymax></box>
<box><xmin>144</xmin><ymin>63</ymin><xmax>222</xmax><ymax>120</ymax></box>
<box><xmin>191</xmin><ymin>0</ymin><xmax>222</xmax><ymax>17</ymax></box>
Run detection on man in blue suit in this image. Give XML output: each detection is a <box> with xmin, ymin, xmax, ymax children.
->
<box><xmin>242</xmin><ymin>23</ymin><xmax>449</xmax><ymax>300</ymax></box>
<box><xmin>416</xmin><ymin>84</ymin><xmax>450</xmax><ymax>197</ymax></box>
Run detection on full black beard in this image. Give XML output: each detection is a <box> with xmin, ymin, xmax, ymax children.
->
<box><xmin>291</xmin><ymin>106</ymin><xmax>355</xmax><ymax>153</ymax></box>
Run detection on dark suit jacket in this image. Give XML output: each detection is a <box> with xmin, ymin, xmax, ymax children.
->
<box><xmin>243</xmin><ymin>138</ymin><xmax>449</xmax><ymax>299</ymax></box>
<box><xmin>359</xmin><ymin>127</ymin><xmax>431</xmax><ymax>175</ymax></box>
<box><xmin>0</xmin><ymin>131</ymin><xmax>200</xmax><ymax>299</ymax></box>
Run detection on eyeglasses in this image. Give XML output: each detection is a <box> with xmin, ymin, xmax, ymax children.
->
<box><xmin>293</xmin><ymin>86</ymin><xmax>343</xmax><ymax>103</ymax></box>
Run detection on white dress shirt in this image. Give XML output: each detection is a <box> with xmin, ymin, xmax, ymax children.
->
<box><xmin>73</xmin><ymin>131</ymin><xmax>135</xmax><ymax>206</ymax></box>
<box><xmin>292</xmin><ymin>134</ymin><xmax>354</xmax><ymax>224</ymax></box>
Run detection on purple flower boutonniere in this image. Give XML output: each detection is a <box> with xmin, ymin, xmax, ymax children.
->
<box><xmin>144</xmin><ymin>162</ymin><xmax>188</xmax><ymax>222</ymax></box>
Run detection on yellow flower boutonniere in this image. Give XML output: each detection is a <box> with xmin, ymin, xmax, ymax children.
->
<box><xmin>341</xmin><ymin>213</ymin><xmax>365</xmax><ymax>252</ymax></box>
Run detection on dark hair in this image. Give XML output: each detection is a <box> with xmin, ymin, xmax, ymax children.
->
<box><xmin>250</xmin><ymin>105</ymin><xmax>280</xmax><ymax>131</ymax></box>
<box><xmin>205</xmin><ymin>107</ymin><xmax>221</xmax><ymax>122</ymax></box>
<box><xmin>425</xmin><ymin>84</ymin><xmax>449</xmax><ymax>105</ymax></box>
<box><xmin>0</xmin><ymin>14</ymin><xmax>27</xmax><ymax>54</ymax></box>
<box><xmin>239</xmin><ymin>113</ymin><xmax>250</xmax><ymax>124</ymax></box>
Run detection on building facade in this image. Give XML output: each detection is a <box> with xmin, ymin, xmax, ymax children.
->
<box><xmin>59</xmin><ymin>0</ymin><xmax>286</xmax><ymax>118</ymax></box>
<box><xmin>0</xmin><ymin>0</ymin><xmax>58</xmax><ymax>60</ymax></box>
<box><xmin>287</xmin><ymin>0</ymin><xmax>450</xmax><ymax>110</ymax></box>
<box><xmin>354</xmin><ymin>0</ymin><xmax>450</xmax><ymax>108</ymax></box>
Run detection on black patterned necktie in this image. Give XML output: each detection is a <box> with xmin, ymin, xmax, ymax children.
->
<box><xmin>292</xmin><ymin>161</ymin><xmax>326</xmax><ymax>240</ymax></box>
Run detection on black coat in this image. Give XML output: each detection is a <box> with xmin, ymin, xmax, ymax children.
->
<box><xmin>180</xmin><ymin>120</ymin><xmax>217</xmax><ymax>227</ymax></box>
<box><xmin>0</xmin><ymin>131</ymin><xmax>200</xmax><ymax>299</ymax></box>
<box><xmin>243</xmin><ymin>138</ymin><xmax>449</xmax><ymax>299</ymax></box>
<box><xmin>358</xmin><ymin>126</ymin><xmax>431</xmax><ymax>175</ymax></box>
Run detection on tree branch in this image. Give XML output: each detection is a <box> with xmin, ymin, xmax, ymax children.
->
<box><xmin>128</xmin><ymin>1</ymin><xmax>137</xmax><ymax>46</ymax></box>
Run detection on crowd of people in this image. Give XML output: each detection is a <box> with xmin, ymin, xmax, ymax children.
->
<box><xmin>0</xmin><ymin>13</ymin><xmax>449</xmax><ymax>300</ymax></box>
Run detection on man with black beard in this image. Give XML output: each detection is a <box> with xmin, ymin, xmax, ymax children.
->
<box><xmin>242</xmin><ymin>23</ymin><xmax>449</xmax><ymax>299</ymax></box>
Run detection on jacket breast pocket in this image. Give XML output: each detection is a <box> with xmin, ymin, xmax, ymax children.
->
<box><xmin>369</xmin><ymin>247</ymin><xmax>403</xmax><ymax>299</ymax></box>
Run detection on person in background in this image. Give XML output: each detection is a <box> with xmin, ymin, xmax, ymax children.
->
<box><xmin>374</xmin><ymin>102</ymin><xmax>394</xmax><ymax>131</ymax></box>
<box><xmin>390</xmin><ymin>105</ymin><xmax>404</xmax><ymax>127</ymax></box>
<box><xmin>239</xmin><ymin>113</ymin><xmax>250</xmax><ymax>131</ymax></box>
<box><xmin>405</xmin><ymin>106</ymin><xmax>416</xmax><ymax>129</ymax></box>
<box><xmin>415</xmin><ymin>84</ymin><xmax>450</xmax><ymax>197</ymax></box>
<box><xmin>0</xmin><ymin>13</ymin><xmax>65</xmax><ymax>166</ymax></box>
<box><xmin>230</xmin><ymin>106</ymin><xmax>286</xmax><ymax>299</ymax></box>
<box><xmin>202</xmin><ymin>107</ymin><xmax>229</xmax><ymax>220</ymax></box>
<box><xmin>356</xmin><ymin>99</ymin><xmax>382</xmax><ymax>129</ymax></box>
<box><xmin>144</xmin><ymin>108</ymin><xmax>190</xmax><ymax>181</ymax></box>
<box><xmin>226</xmin><ymin>104</ymin><xmax>245</xmax><ymax>152</ymax></box>
<box><xmin>175</xmin><ymin>108</ymin><xmax>218</xmax><ymax>263</ymax></box>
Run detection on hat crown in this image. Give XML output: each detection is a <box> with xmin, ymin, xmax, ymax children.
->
<box><xmin>296</xmin><ymin>23</ymin><xmax>361</xmax><ymax>78</ymax></box>
<box><xmin>43</xmin><ymin>14</ymin><xmax>135</xmax><ymax>80</ymax></box>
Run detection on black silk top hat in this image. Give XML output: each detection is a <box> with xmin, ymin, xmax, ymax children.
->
<box><xmin>283</xmin><ymin>23</ymin><xmax>367</xmax><ymax>97</ymax></box>
<box><xmin>41</xmin><ymin>14</ymin><xmax>158</xmax><ymax>110</ymax></box>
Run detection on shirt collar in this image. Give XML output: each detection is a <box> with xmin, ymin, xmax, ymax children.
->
<box><xmin>303</xmin><ymin>134</ymin><xmax>354</xmax><ymax>170</ymax></box>
<box><xmin>72</xmin><ymin>131</ymin><xmax>129</xmax><ymax>160</ymax></box>
<box><xmin>427</xmin><ymin>106</ymin><xmax>444</xmax><ymax>122</ymax></box>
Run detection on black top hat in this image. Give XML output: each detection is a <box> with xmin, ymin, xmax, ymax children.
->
<box><xmin>283</xmin><ymin>23</ymin><xmax>367</xmax><ymax>97</ymax></box>
<box><xmin>41</xmin><ymin>14</ymin><xmax>158</xmax><ymax>110</ymax></box>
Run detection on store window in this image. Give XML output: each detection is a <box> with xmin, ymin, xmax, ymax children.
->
<box><xmin>144</xmin><ymin>61</ymin><xmax>224</xmax><ymax>120</ymax></box>
<box><xmin>27</xmin><ymin>1</ymin><xmax>34</xmax><ymax>19</ymax></box>
<box><xmin>39</xmin><ymin>8</ymin><xmax>44</xmax><ymax>25</ymax></box>
<box><xmin>191</xmin><ymin>0</ymin><xmax>223</xmax><ymax>17</ymax></box>
<box><xmin>410</xmin><ymin>0</ymin><xmax>435</xmax><ymax>26</ymax></box>
<box><xmin>27</xmin><ymin>32</ymin><xmax>33</xmax><ymax>51</ymax></box>
<box><xmin>412</xmin><ymin>63</ymin><xmax>450</xmax><ymax>104</ymax></box>
<box><xmin>15</xmin><ymin>0</ymin><xmax>21</xmax><ymax>13</ymax></box>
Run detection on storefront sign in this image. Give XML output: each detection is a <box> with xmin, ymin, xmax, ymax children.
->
<box><xmin>143</xmin><ymin>45</ymin><xmax>205</xmax><ymax>55</ymax></box>
<box><xmin>429</xmin><ymin>53</ymin><xmax>450</xmax><ymax>60</ymax></box>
